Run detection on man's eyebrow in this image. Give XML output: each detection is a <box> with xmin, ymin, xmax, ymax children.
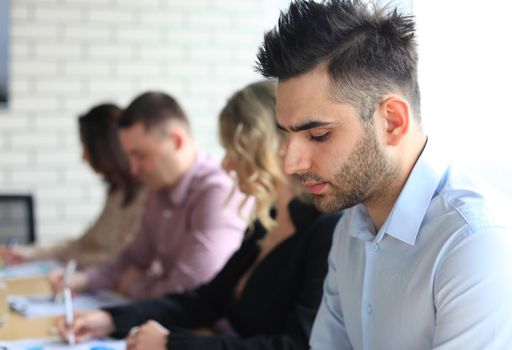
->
<box><xmin>276</xmin><ymin>123</ymin><xmax>287</xmax><ymax>132</ymax></box>
<box><xmin>276</xmin><ymin>120</ymin><xmax>334</xmax><ymax>132</ymax></box>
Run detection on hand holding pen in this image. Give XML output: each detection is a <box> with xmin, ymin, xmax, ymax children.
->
<box><xmin>55</xmin><ymin>309</ymin><xmax>116</xmax><ymax>343</ymax></box>
<box><xmin>49</xmin><ymin>259</ymin><xmax>77</xmax><ymax>303</ymax></box>
<box><xmin>0</xmin><ymin>238</ymin><xmax>24</xmax><ymax>265</ymax></box>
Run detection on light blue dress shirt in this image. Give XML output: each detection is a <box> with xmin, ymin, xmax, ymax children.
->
<box><xmin>310</xmin><ymin>141</ymin><xmax>512</xmax><ymax>349</ymax></box>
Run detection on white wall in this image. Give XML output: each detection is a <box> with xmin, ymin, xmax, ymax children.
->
<box><xmin>2</xmin><ymin>0</ymin><xmax>510</xmax><ymax>244</ymax></box>
<box><xmin>415</xmin><ymin>0</ymin><xmax>512</xmax><ymax>196</ymax></box>
<box><xmin>0</xmin><ymin>0</ymin><xmax>288</xmax><ymax>244</ymax></box>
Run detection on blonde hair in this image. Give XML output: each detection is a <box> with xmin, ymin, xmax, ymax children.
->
<box><xmin>219</xmin><ymin>80</ymin><xmax>285</xmax><ymax>231</ymax></box>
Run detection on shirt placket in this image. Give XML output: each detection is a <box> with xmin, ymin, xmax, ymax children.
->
<box><xmin>361</xmin><ymin>237</ymin><xmax>381</xmax><ymax>350</ymax></box>
<box><xmin>157</xmin><ymin>209</ymin><xmax>173</xmax><ymax>257</ymax></box>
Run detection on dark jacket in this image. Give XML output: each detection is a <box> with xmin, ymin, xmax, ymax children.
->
<box><xmin>105</xmin><ymin>199</ymin><xmax>341</xmax><ymax>350</ymax></box>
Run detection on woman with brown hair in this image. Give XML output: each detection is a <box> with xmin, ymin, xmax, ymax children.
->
<box><xmin>0</xmin><ymin>104</ymin><xmax>145</xmax><ymax>268</ymax></box>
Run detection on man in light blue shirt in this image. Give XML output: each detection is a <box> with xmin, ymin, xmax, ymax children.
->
<box><xmin>256</xmin><ymin>0</ymin><xmax>512</xmax><ymax>348</ymax></box>
<box><xmin>309</xmin><ymin>142</ymin><xmax>512</xmax><ymax>349</ymax></box>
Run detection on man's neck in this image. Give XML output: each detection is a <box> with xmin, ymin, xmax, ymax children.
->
<box><xmin>366</xmin><ymin>135</ymin><xmax>428</xmax><ymax>232</ymax></box>
<box><xmin>181</xmin><ymin>143</ymin><xmax>198</xmax><ymax>174</ymax></box>
<box><xmin>162</xmin><ymin>143</ymin><xmax>198</xmax><ymax>191</ymax></box>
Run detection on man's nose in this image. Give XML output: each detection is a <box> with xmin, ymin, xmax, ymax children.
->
<box><xmin>283</xmin><ymin>137</ymin><xmax>311</xmax><ymax>175</ymax></box>
<box><xmin>129</xmin><ymin>159</ymin><xmax>139</xmax><ymax>176</ymax></box>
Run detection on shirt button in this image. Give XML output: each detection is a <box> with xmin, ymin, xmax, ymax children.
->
<box><xmin>371</xmin><ymin>243</ymin><xmax>380</xmax><ymax>252</ymax></box>
<box><xmin>366</xmin><ymin>304</ymin><xmax>373</xmax><ymax>315</ymax></box>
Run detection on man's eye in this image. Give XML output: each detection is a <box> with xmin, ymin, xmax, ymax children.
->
<box><xmin>310</xmin><ymin>132</ymin><xmax>330</xmax><ymax>142</ymax></box>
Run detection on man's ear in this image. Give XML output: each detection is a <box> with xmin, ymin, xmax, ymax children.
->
<box><xmin>169</xmin><ymin>126</ymin><xmax>186</xmax><ymax>150</ymax></box>
<box><xmin>378</xmin><ymin>95</ymin><xmax>410</xmax><ymax>146</ymax></box>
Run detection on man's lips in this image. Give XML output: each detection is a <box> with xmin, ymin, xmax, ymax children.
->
<box><xmin>303</xmin><ymin>182</ymin><xmax>328</xmax><ymax>194</ymax></box>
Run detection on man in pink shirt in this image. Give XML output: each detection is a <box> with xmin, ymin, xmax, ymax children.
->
<box><xmin>49</xmin><ymin>91</ymin><xmax>249</xmax><ymax>299</ymax></box>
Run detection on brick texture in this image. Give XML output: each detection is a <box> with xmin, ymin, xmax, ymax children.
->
<box><xmin>0</xmin><ymin>0</ymin><xmax>289</xmax><ymax>244</ymax></box>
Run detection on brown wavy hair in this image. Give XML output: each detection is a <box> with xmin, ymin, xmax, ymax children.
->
<box><xmin>79</xmin><ymin>104</ymin><xmax>140</xmax><ymax>206</ymax></box>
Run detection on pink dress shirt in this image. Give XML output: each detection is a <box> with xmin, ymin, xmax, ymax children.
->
<box><xmin>85</xmin><ymin>153</ymin><xmax>249</xmax><ymax>300</ymax></box>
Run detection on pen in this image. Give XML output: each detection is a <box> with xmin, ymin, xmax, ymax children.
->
<box><xmin>54</xmin><ymin>259</ymin><xmax>77</xmax><ymax>303</ymax></box>
<box><xmin>64</xmin><ymin>287</ymin><xmax>76</xmax><ymax>345</ymax></box>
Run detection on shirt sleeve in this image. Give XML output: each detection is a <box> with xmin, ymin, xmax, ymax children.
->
<box><xmin>84</xmin><ymin>202</ymin><xmax>154</xmax><ymax>292</ymax></box>
<box><xmin>19</xmin><ymin>192</ymin><xmax>119</xmax><ymax>264</ymax></box>
<box><xmin>28</xmin><ymin>192</ymin><xmax>117</xmax><ymax>263</ymax></box>
<box><xmin>26</xmin><ymin>190</ymin><xmax>143</xmax><ymax>270</ymax></box>
<box><xmin>310</xmin><ymin>223</ymin><xmax>353</xmax><ymax>350</ymax></box>
<box><xmin>432</xmin><ymin>226</ymin><xmax>512</xmax><ymax>349</ymax></box>
<box><xmin>106</xmin><ymin>238</ymin><xmax>252</xmax><ymax>337</ymax></box>
<box><xmin>65</xmin><ymin>191</ymin><xmax>144</xmax><ymax>268</ymax></box>
<box><xmin>126</xmin><ymin>184</ymin><xmax>247</xmax><ymax>299</ymax></box>
<box><xmin>106</xmin><ymin>289</ymin><xmax>225</xmax><ymax>338</ymax></box>
<box><xmin>17</xmin><ymin>240</ymin><xmax>71</xmax><ymax>262</ymax></box>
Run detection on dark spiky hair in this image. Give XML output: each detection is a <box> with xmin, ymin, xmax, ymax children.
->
<box><xmin>256</xmin><ymin>0</ymin><xmax>421</xmax><ymax>120</ymax></box>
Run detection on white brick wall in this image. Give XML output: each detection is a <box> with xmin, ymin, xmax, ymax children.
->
<box><xmin>0</xmin><ymin>0</ymin><xmax>290</xmax><ymax>244</ymax></box>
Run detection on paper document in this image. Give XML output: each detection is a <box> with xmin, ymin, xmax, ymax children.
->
<box><xmin>0</xmin><ymin>261</ymin><xmax>62</xmax><ymax>280</ymax></box>
<box><xmin>8</xmin><ymin>291</ymin><xmax>130</xmax><ymax>318</ymax></box>
<box><xmin>0</xmin><ymin>337</ymin><xmax>125</xmax><ymax>350</ymax></box>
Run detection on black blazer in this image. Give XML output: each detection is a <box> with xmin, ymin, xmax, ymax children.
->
<box><xmin>106</xmin><ymin>199</ymin><xmax>341</xmax><ymax>350</ymax></box>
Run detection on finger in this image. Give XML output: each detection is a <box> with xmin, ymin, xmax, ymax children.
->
<box><xmin>49</xmin><ymin>279</ymin><xmax>61</xmax><ymax>291</ymax></box>
<box><xmin>126</xmin><ymin>332</ymin><xmax>138</xmax><ymax>350</ymax></box>
<box><xmin>128</xmin><ymin>326</ymin><xmax>140</xmax><ymax>336</ymax></box>
<box><xmin>48</xmin><ymin>270</ymin><xmax>64</xmax><ymax>291</ymax></box>
<box><xmin>50</xmin><ymin>269</ymin><xmax>64</xmax><ymax>280</ymax></box>
<box><xmin>55</xmin><ymin>318</ymin><xmax>68</xmax><ymax>340</ymax></box>
<box><xmin>71</xmin><ymin>315</ymin><xmax>90</xmax><ymax>334</ymax></box>
<box><xmin>70</xmin><ymin>316</ymin><xmax>94</xmax><ymax>342</ymax></box>
<box><xmin>10</xmin><ymin>255</ymin><xmax>24</xmax><ymax>264</ymax></box>
<box><xmin>75</xmin><ymin>332</ymin><xmax>91</xmax><ymax>343</ymax></box>
<box><xmin>51</xmin><ymin>279</ymin><xmax>65</xmax><ymax>294</ymax></box>
<box><xmin>55</xmin><ymin>316</ymin><xmax>76</xmax><ymax>340</ymax></box>
<box><xmin>147</xmin><ymin>319</ymin><xmax>170</xmax><ymax>334</ymax></box>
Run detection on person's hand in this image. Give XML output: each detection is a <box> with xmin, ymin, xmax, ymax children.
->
<box><xmin>48</xmin><ymin>268</ymin><xmax>89</xmax><ymax>295</ymax></box>
<box><xmin>126</xmin><ymin>320</ymin><xmax>170</xmax><ymax>350</ymax></box>
<box><xmin>55</xmin><ymin>310</ymin><xmax>115</xmax><ymax>343</ymax></box>
<box><xmin>0</xmin><ymin>245</ymin><xmax>28</xmax><ymax>265</ymax></box>
<box><xmin>117</xmin><ymin>266</ymin><xmax>145</xmax><ymax>295</ymax></box>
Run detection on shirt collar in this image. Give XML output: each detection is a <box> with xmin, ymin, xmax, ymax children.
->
<box><xmin>165</xmin><ymin>152</ymin><xmax>204</xmax><ymax>206</ymax></box>
<box><xmin>349</xmin><ymin>205</ymin><xmax>377</xmax><ymax>241</ymax></box>
<box><xmin>378</xmin><ymin>139</ymin><xmax>450</xmax><ymax>245</ymax></box>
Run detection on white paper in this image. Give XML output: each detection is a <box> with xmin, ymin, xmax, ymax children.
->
<box><xmin>8</xmin><ymin>291</ymin><xmax>130</xmax><ymax>318</ymax></box>
<box><xmin>0</xmin><ymin>261</ymin><xmax>62</xmax><ymax>280</ymax></box>
<box><xmin>0</xmin><ymin>337</ymin><xmax>125</xmax><ymax>350</ymax></box>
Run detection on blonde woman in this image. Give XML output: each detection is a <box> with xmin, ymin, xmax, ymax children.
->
<box><xmin>57</xmin><ymin>81</ymin><xmax>341</xmax><ymax>350</ymax></box>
